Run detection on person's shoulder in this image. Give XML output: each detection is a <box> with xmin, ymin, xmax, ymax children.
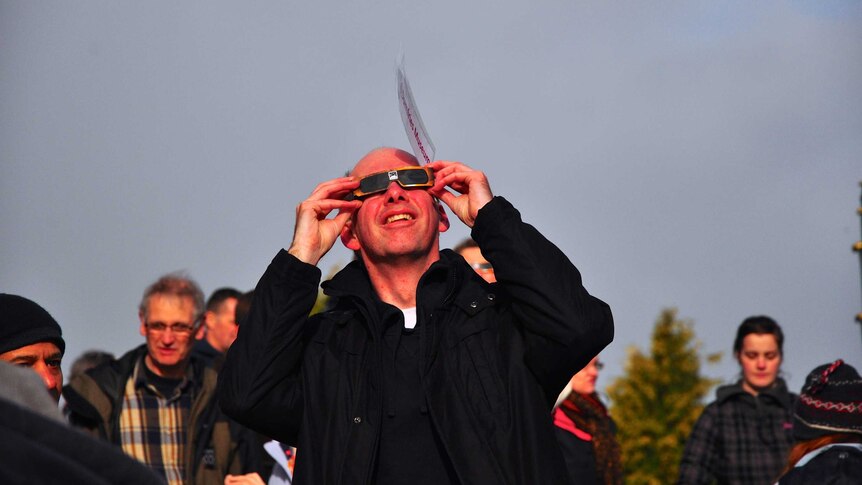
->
<box><xmin>780</xmin><ymin>445</ymin><xmax>862</xmax><ymax>484</ymax></box>
<box><xmin>714</xmin><ymin>381</ymin><xmax>747</xmax><ymax>404</ymax></box>
<box><xmin>91</xmin><ymin>346</ymin><xmax>142</xmax><ymax>380</ymax></box>
<box><xmin>760</xmin><ymin>378</ymin><xmax>795</xmax><ymax>409</ymax></box>
<box><xmin>69</xmin><ymin>345</ymin><xmax>144</xmax><ymax>402</ymax></box>
<box><xmin>191</xmin><ymin>339</ymin><xmax>220</xmax><ymax>367</ymax></box>
<box><xmin>0</xmin><ymin>362</ymin><xmax>62</xmax><ymax>421</ymax></box>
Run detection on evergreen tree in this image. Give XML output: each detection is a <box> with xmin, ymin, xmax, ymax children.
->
<box><xmin>310</xmin><ymin>288</ymin><xmax>329</xmax><ymax>315</ymax></box>
<box><xmin>606</xmin><ymin>308</ymin><xmax>720</xmax><ymax>485</ymax></box>
<box><xmin>310</xmin><ymin>265</ymin><xmax>341</xmax><ymax>315</ymax></box>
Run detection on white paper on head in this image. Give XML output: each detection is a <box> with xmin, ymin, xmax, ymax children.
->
<box><xmin>396</xmin><ymin>55</ymin><xmax>436</xmax><ymax>165</ymax></box>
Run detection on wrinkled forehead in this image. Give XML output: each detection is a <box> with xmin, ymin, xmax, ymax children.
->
<box><xmin>145</xmin><ymin>293</ymin><xmax>197</xmax><ymax>316</ymax></box>
<box><xmin>351</xmin><ymin>148</ymin><xmax>419</xmax><ymax>178</ymax></box>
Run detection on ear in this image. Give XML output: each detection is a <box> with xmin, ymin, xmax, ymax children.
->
<box><xmin>195</xmin><ymin>322</ymin><xmax>206</xmax><ymax>340</ymax></box>
<box><xmin>203</xmin><ymin>310</ymin><xmax>215</xmax><ymax>331</ymax></box>
<box><xmin>436</xmin><ymin>201</ymin><xmax>450</xmax><ymax>233</ymax></box>
<box><xmin>340</xmin><ymin>219</ymin><xmax>361</xmax><ymax>251</ymax></box>
<box><xmin>139</xmin><ymin>311</ymin><xmax>147</xmax><ymax>337</ymax></box>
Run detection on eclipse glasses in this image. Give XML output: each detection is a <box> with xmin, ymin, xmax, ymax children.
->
<box><xmin>349</xmin><ymin>166</ymin><xmax>435</xmax><ymax>200</ymax></box>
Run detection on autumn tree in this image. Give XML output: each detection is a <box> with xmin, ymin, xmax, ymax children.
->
<box><xmin>606</xmin><ymin>308</ymin><xmax>720</xmax><ymax>485</ymax></box>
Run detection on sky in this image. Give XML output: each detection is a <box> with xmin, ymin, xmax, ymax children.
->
<box><xmin>2</xmin><ymin>1</ymin><xmax>861</xmax><ymax>400</ymax></box>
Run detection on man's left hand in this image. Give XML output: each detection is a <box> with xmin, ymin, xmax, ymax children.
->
<box><xmin>427</xmin><ymin>161</ymin><xmax>493</xmax><ymax>228</ymax></box>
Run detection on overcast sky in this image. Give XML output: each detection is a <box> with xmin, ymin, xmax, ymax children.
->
<box><xmin>2</xmin><ymin>1</ymin><xmax>860</xmax><ymax>398</ymax></box>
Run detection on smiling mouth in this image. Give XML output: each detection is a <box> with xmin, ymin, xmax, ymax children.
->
<box><xmin>386</xmin><ymin>214</ymin><xmax>413</xmax><ymax>224</ymax></box>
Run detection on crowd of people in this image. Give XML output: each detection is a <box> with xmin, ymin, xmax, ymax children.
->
<box><xmin>2</xmin><ymin>148</ymin><xmax>860</xmax><ymax>484</ymax></box>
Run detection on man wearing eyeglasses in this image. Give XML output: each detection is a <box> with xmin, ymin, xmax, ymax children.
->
<box><xmin>64</xmin><ymin>273</ymin><xmax>263</xmax><ymax>485</ymax></box>
<box><xmin>219</xmin><ymin>147</ymin><xmax>614</xmax><ymax>484</ymax></box>
<box><xmin>454</xmin><ymin>238</ymin><xmax>496</xmax><ymax>284</ymax></box>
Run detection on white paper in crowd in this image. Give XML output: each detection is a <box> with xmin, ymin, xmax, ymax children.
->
<box><xmin>396</xmin><ymin>56</ymin><xmax>436</xmax><ymax>165</ymax></box>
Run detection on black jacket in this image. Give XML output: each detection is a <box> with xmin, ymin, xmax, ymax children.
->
<box><xmin>778</xmin><ymin>444</ymin><xmax>862</xmax><ymax>485</ymax></box>
<box><xmin>219</xmin><ymin>196</ymin><xmax>614</xmax><ymax>484</ymax></box>
<box><xmin>0</xmin><ymin>397</ymin><xmax>164</xmax><ymax>485</ymax></box>
<box><xmin>64</xmin><ymin>345</ymin><xmax>263</xmax><ymax>484</ymax></box>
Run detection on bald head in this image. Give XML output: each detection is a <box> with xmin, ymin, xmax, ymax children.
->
<box><xmin>339</xmin><ymin>146</ymin><xmax>449</xmax><ymax>266</ymax></box>
<box><xmin>351</xmin><ymin>147</ymin><xmax>419</xmax><ymax>178</ymax></box>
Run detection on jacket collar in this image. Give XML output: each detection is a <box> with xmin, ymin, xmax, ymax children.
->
<box><xmin>716</xmin><ymin>378</ymin><xmax>794</xmax><ymax>409</ymax></box>
<box><xmin>322</xmin><ymin>250</ymin><xmax>486</xmax><ymax>306</ymax></box>
<box><xmin>321</xmin><ymin>249</ymin><xmax>494</xmax><ymax>330</ymax></box>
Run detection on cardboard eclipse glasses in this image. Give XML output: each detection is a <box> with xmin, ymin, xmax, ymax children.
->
<box><xmin>349</xmin><ymin>166</ymin><xmax>435</xmax><ymax>200</ymax></box>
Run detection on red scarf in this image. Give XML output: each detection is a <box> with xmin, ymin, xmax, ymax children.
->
<box><xmin>558</xmin><ymin>392</ymin><xmax>623</xmax><ymax>485</ymax></box>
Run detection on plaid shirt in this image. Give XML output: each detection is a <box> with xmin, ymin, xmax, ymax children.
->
<box><xmin>677</xmin><ymin>380</ymin><xmax>796</xmax><ymax>485</ymax></box>
<box><xmin>119</xmin><ymin>358</ymin><xmax>195</xmax><ymax>485</ymax></box>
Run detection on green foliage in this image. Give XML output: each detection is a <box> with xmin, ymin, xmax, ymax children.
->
<box><xmin>310</xmin><ymin>264</ymin><xmax>341</xmax><ymax>315</ymax></box>
<box><xmin>607</xmin><ymin>308</ymin><xmax>721</xmax><ymax>485</ymax></box>
<box><xmin>310</xmin><ymin>287</ymin><xmax>330</xmax><ymax>315</ymax></box>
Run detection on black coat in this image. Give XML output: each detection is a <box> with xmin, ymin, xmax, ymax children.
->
<box><xmin>218</xmin><ymin>196</ymin><xmax>614</xmax><ymax>484</ymax></box>
<box><xmin>778</xmin><ymin>444</ymin><xmax>862</xmax><ymax>485</ymax></box>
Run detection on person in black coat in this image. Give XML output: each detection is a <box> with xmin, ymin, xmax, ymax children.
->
<box><xmin>777</xmin><ymin>359</ymin><xmax>862</xmax><ymax>484</ymax></box>
<box><xmin>218</xmin><ymin>148</ymin><xmax>614</xmax><ymax>484</ymax></box>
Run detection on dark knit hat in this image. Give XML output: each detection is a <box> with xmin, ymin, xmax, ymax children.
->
<box><xmin>0</xmin><ymin>294</ymin><xmax>65</xmax><ymax>356</ymax></box>
<box><xmin>793</xmin><ymin>359</ymin><xmax>862</xmax><ymax>441</ymax></box>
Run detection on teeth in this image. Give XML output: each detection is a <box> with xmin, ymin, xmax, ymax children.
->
<box><xmin>386</xmin><ymin>214</ymin><xmax>413</xmax><ymax>224</ymax></box>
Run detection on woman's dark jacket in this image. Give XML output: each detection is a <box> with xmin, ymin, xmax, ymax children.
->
<box><xmin>218</xmin><ymin>196</ymin><xmax>615</xmax><ymax>484</ymax></box>
<box><xmin>677</xmin><ymin>379</ymin><xmax>797</xmax><ymax>485</ymax></box>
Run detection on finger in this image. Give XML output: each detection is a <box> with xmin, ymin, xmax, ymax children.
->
<box><xmin>298</xmin><ymin>199</ymin><xmax>361</xmax><ymax>220</ymax></box>
<box><xmin>432</xmin><ymin>164</ymin><xmax>480</xmax><ymax>189</ymax></box>
<box><xmin>430</xmin><ymin>186</ymin><xmax>457</xmax><ymax>209</ymax></box>
<box><xmin>427</xmin><ymin>160</ymin><xmax>471</xmax><ymax>172</ymax></box>
<box><xmin>433</xmin><ymin>171</ymin><xmax>471</xmax><ymax>194</ymax></box>
<box><xmin>308</xmin><ymin>176</ymin><xmax>360</xmax><ymax>200</ymax></box>
<box><xmin>331</xmin><ymin>204</ymin><xmax>360</xmax><ymax>228</ymax></box>
<box><xmin>429</xmin><ymin>160</ymin><xmax>473</xmax><ymax>178</ymax></box>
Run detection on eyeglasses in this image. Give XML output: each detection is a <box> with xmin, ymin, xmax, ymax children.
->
<box><xmin>350</xmin><ymin>166</ymin><xmax>434</xmax><ymax>200</ymax></box>
<box><xmin>145</xmin><ymin>322</ymin><xmax>196</xmax><ymax>336</ymax></box>
<box><xmin>470</xmin><ymin>262</ymin><xmax>494</xmax><ymax>273</ymax></box>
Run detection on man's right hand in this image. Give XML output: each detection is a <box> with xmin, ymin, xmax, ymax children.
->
<box><xmin>287</xmin><ymin>176</ymin><xmax>362</xmax><ymax>265</ymax></box>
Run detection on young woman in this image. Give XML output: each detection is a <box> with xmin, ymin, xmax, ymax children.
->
<box><xmin>553</xmin><ymin>356</ymin><xmax>623</xmax><ymax>485</ymax></box>
<box><xmin>677</xmin><ymin>316</ymin><xmax>796</xmax><ymax>484</ymax></box>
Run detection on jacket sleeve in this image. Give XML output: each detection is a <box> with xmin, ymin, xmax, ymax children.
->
<box><xmin>471</xmin><ymin>196</ymin><xmax>614</xmax><ymax>400</ymax></box>
<box><xmin>676</xmin><ymin>403</ymin><xmax>720</xmax><ymax>485</ymax></box>
<box><xmin>217</xmin><ymin>250</ymin><xmax>322</xmax><ymax>443</ymax></box>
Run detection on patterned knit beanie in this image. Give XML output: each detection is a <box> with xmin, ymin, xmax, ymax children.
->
<box><xmin>793</xmin><ymin>359</ymin><xmax>862</xmax><ymax>441</ymax></box>
<box><xmin>0</xmin><ymin>294</ymin><xmax>65</xmax><ymax>356</ymax></box>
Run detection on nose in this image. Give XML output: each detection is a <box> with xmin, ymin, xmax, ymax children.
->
<box><xmin>384</xmin><ymin>181</ymin><xmax>408</xmax><ymax>203</ymax></box>
<box><xmin>161</xmin><ymin>329</ymin><xmax>177</xmax><ymax>344</ymax></box>
<box><xmin>756</xmin><ymin>356</ymin><xmax>767</xmax><ymax>369</ymax></box>
<box><xmin>34</xmin><ymin>362</ymin><xmax>62</xmax><ymax>398</ymax></box>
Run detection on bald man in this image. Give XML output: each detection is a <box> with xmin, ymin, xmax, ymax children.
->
<box><xmin>220</xmin><ymin>148</ymin><xmax>614</xmax><ymax>484</ymax></box>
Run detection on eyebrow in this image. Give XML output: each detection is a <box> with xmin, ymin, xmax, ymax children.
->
<box><xmin>7</xmin><ymin>354</ymin><xmax>38</xmax><ymax>364</ymax></box>
<box><xmin>7</xmin><ymin>352</ymin><xmax>63</xmax><ymax>363</ymax></box>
